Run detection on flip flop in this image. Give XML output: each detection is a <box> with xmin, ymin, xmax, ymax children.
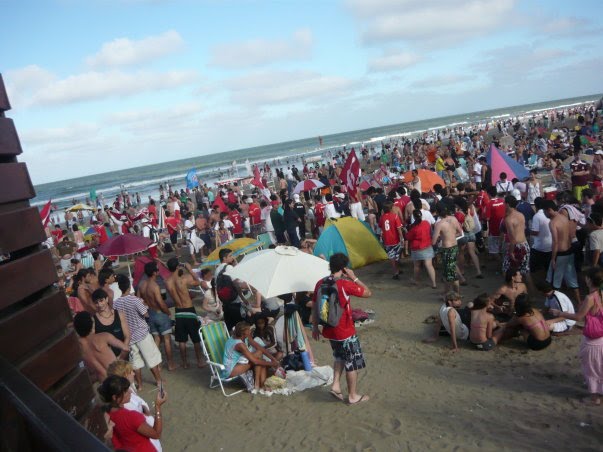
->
<box><xmin>329</xmin><ymin>390</ymin><xmax>344</xmax><ymax>401</ymax></box>
<box><xmin>348</xmin><ymin>394</ymin><xmax>370</xmax><ymax>405</ymax></box>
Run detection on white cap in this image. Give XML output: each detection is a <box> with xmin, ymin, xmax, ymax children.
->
<box><xmin>595</xmin><ymin>150</ymin><xmax>603</xmax><ymax>156</ymax></box>
<box><xmin>511</xmin><ymin>189</ymin><xmax>521</xmax><ymax>201</ymax></box>
<box><xmin>335</xmin><ymin>193</ymin><xmax>345</xmax><ymax>199</ymax></box>
<box><xmin>293</xmin><ymin>193</ymin><xmax>300</xmax><ymax>201</ymax></box>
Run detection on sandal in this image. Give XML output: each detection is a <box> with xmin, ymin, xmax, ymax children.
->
<box><xmin>329</xmin><ymin>390</ymin><xmax>344</xmax><ymax>401</ymax></box>
<box><xmin>348</xmin><ymin>394</ymin><xmax>370</xmax><ymax>405</ymax></box>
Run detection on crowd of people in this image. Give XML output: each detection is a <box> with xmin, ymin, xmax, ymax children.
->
<box><xmin>39</xmin><ymin>101</ymin><xmax>603</xmax><ymax>449</ymax></box>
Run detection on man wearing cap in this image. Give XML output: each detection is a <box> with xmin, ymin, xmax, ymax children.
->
<box><xmin>590</xmin><ymin>149</ymin><xmax>603</xmax><ymax>196</ymax></box>
<box><xmin>570</xmin><ymin>151</ymin><xmax>590</xmax><ymax>201</ymax></box>
<box><xmin>503</xmin><ymin>195</ymin><xmax>530</xmax><ymax>275</ymax></box>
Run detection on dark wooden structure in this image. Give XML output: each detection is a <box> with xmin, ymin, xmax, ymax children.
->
<box><xmin>0</xmin><ymin>74</ymin><xmax>108</xmax><ymax>450</ymax></box>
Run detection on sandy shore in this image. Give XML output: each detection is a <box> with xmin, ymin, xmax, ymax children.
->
<box><xmin>125</xmin><ymin>254</ymin><xmax>602</xmax><ymax>451</ymax></box>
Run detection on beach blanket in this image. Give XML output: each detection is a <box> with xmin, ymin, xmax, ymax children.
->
<box><xmin>251</xmin><ymin>366</ymin><xmax>334</xmax><ymax>396</ymax></box>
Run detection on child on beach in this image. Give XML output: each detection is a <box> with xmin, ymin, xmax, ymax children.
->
<box><xmin>469</xmin><ymin>293</ymin><xmax>503</xmax><ymax>351</ymax></box>
<box><xmin>423</xmin><ymin>292</ymin><xmax>471</xmax><ymax>352</ymax></box>
<box><xmin>253</xmin><ymin>317</ymin><xmax>283</xmax><ymax>360</ymax></box>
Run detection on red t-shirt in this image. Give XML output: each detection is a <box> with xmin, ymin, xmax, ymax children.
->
<box><xmin>248</xmin><ymin>204</ymin><xmax>261</xmax><ymax>225</ymax></box>
<box><xmin>379</xmin><ymin>212</ymin><xmax>402</xmax><ymax>246</ymax></box>
<box><xmin>230</xmin><ymin>210</ymin><xmax>243</xmax><ymax>234</ymax></box>
<box><xmin>454</xmin><ymin>211</ymin><xmax>465</xmax><ymax>225</ymax></box>
<box><xmin>314</xmin><ymin>202</ymin><xmax>325</xmax><ymax>227</ymax></box>
<box><xmin>108</xmin><ymin>408</ymin><xmax>155</xmax><ymax>452</ymax></box>
<box><xmin>313</xmin><ymin>278</ymin><xmax>364</xmax><ymax>340</ymax></box>
<box><xmin>94</xmin><ymin>225</ymin><xmax>108</xmax><ymax>245</ymax></box>
<box><xmin>227</xmin><ymin>192</ymin><xmax>237</xmax><ymax>204</ymax></box>
<box><xmin>405</xmin><ymin>220</ymin><xmax>431</xmax><ymax>251</ymax></box>
<box><xmin>475</xmin><ymin>190</ymin><xmax>490</xmax><ymax>220</ymax></box>
<box><xmin>51</xmin><ymin>229</ymin><xmax>63</xmax><ymax>244</ymax></box>
<box><xmin>486</xmin><ymin>198</ymin><xmax>505</xmax><ymax>236</ymax></box>
<box><xmin>394</xmin><ymin>195</ymin><xmax>410</xmax><ymax>213</ymax></box>
<box><xmin>165</xmin><ymin>216</ymin><xmax>179</xmax><ymax>235</ymax></box>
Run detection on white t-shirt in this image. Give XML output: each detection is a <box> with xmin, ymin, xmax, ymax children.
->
<box><xmin>421</xmin><ymin>209</ymin><xmax>436</xmax><ymax>225</ymax></box>
<box><xmin>473</xmin><ymin>162</ymin><xmax>482</xmax><ymax>182</ymax></box>
<box><xmin>495</xmin><ymin>180</ymin><xmax>513</xmax><ymax>194</ymax></box>
<box><xmin>588</xmin><ymin>229</ymin><xmax>603</xmax><ymax>252</ymax></box>
<box><xmin>214</xmin><ymin>219</ymin><xmax>234</xmax><ymax>231</ymax></box>
<box><xmin>531</xmin><ymin>209</ymin><xmax>552</xmax><ymax>252</ymax></box>
<box><xmin>261</xmin><ymin>206</ymin><xmax>274</xmax><ymax>232</ymax></box>
<box><xmin>324</xmin><ymin>202</ymin><xmax>340</xmax><ymax>219</ymax></box>
<box><xmin>545</xmin><ymin>290</ymin><xmax>576</xmax><ymax>332</ymax></box>
<box><xmin>439</xmin><ymin>304</ymin><xmax>469</xmax><ymax>340</ymax></box>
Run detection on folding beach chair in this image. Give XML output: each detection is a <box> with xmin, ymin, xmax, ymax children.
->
<box><xmin>199</xmin><ymin>321</ymin><xmax>246</xmax><ymax>397</ymax></box>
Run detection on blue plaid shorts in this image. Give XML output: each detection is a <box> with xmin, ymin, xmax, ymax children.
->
<box><xmin>330</xmin><ymin>335</ymin><xmax>366</xmax><ymax>372</ymax></box>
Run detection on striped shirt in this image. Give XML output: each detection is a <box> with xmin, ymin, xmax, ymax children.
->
<box><xmin>113</xmin><ymin>294</ymin><xmax>149</xmax><ymax>344</ymax></box>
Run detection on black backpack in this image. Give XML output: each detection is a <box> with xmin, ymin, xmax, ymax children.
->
<box><xmin>214</xmin><ymin>266</ymin><xmax>238</xmax><ymax>303</ymax></box>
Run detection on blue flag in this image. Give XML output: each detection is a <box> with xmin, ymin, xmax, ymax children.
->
<box><xmin>186</xmin><ymin>169</ymin><xmax>199</xmax><ymax>189</ymax></box>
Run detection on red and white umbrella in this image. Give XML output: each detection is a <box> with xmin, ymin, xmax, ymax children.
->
<box><xmin>292</xmin><ymin>179</ymin><xmax>325</xmax><ymax>194</ymax></box>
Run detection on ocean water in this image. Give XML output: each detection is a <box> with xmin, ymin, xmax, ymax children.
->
<box><xmin>31</xmin><ymin>93</ymin><xmax>601</xmax><ymax>208</ymax></box>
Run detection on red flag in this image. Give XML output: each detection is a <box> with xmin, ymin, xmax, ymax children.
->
<box><xmin>251</xmin><ymin>165</ymin><xmax>265</xmax><ymax>189</ymax></box>
<box><xmin>340</xmin><ymin>150</ymin><xmax>361</xmax><ymax>202</ymax></box>
<box><xmin>39</xmin><ymin>200</ymin><xmax>52</xmax><ymax>227</ymax></box>
<box><xmin>212</xmin><ymin>195</ymin><xmax>229</xmax><ymax>213</ymax></box>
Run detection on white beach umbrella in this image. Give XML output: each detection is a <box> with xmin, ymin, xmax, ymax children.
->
<box><xmin>226</xmin><ymin>246</ymin><xmax>330</xmax><ymax>298</ymax></box>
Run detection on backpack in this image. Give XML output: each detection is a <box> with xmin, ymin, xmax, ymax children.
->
<box><xmin>462</xmin><ymin>213</ymin><xmax>475</xmax><ymax>233</ymax></box>
<box><xmin>214</xmin><ymin>266</ymin><xmax>238</xmax><ymax>303</ymax></box>
<box><xmin>318</xmin><ymin>276</ymin><xmax>346</xmax><ymax>327</ymax></box>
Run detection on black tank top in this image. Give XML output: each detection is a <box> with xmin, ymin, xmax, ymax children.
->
<box><xmin>94</xmin><ymin>310</ymin><xmax>125</xmax><ymax>357</ymax></box>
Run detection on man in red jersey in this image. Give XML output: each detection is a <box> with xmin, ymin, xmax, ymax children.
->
<box><xmin>165</xmin><ymin>210</ymin><xmax>180</xmax><ymax>257</ymax></box>
<box><xmin>229</xmin><ymin>205</ymin><xmax>244</xmax><ymax>238</ymax></box>
<box><xmin>378</xmin><ymin>200</ymin><xmax>404</xmax><ymax>279</ymax></box>
<box><xmin>485</xmin><ymin>186</ymin><xmax>505</xmax><ymax>261</ymax></box>
<box><xmin>248</xmin><ymin>195</ymin><xmax>262</xmax><ymax>238</ymax></box>
<box><xmin>312</xmin><ymin>253</ymin><xmax>372</xmax><ymax>405</ymax></box>
<box><xmin>393</xmin><ymin>186</ymin><xmax>411</xmax><ymax>222</ymax></box>
<box><xmin>313</xmin><ymin>194</ymin><xmax>325</xmax><ymax>237</ymax></box>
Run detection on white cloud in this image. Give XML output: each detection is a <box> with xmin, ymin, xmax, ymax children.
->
<box><xmin>368</xmin><ymin>51</ymin><xmax>421</xmax><ymax>72</ymax></box>
<box><xmin>26</xmin><ymin>69</ymin><xmax>198</xmax><ymax>106</ymax></box>
<box><xmin>209</xmin><ymin>29</ymin><xmax>313</xmax><ymax>69</ymax></box>
<box><xmin>347</xmin><ymin>0</ymin><xmax>516</xmax><ymax>46</ymax></box>
<box><xmin>410</xmin><ymin>74</ymin><xmax>473</xmax><ymax>89</ymax></box>
<box><xmin>85</xmin><ymin>30</ymin><xmax>184</xmax><ymax>68</ymax></box>
<box><xmin>105</xmin><ymin>102</ymin><xmax>203</xmax><ymax>135</ymax></box>
<box><xmin>224</xmin><ymin>70</ymin><xmax>356</xmax><ymax>106</ymax></box>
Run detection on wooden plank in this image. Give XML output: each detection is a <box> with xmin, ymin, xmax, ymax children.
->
<box><xmin>0</xmin><ymin>290</ymin><xmax>71</xmax><ymax>364</ymax></box>
<box><xmin>0</xmin><ymin>162</ymin><xmax>35</xmax><ymax>204</ymax></box>
<box><xmin>0</xmin><ymin>118</ymin><xmax>22</xmax><ymax>156</ymax></box>
<box><xmin>0</xmin><ymin>206</ymin><xmax>47</xmax><ymax>253</ymax></box>
<box><xmin>48</xmin><ymin>368</ymin><xmax>95</xmax><ymax>420</ymax></box>
<box><xmin>79</xmin><ymin>404</ymin><xmax>108</xmax><ymax>441</ymax></box>
<box><xmin>0</xmin><ymin>74</ymin><xmax>10</xmax><ymax>112</ymax></box>
<box><xmin>0</xmin><ymin>249</ymin><xmax>58</xmax><ymax>311</ymax></box>
<box><xmin>18</xmin><ymin>331</ymin><xmax>81</xmax><ymax>392</ymax></box>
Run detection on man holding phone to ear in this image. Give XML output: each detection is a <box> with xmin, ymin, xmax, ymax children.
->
<box><xmin>312</xmin><ymin>253</ymin><xmax>372</xmax><ymax>405</ymax></box>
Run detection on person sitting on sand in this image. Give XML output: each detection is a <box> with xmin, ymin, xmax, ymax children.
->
<box><xmin>502</xmin><ymin>294</ymin><xmax>552</xmax><ymax>351</ymax></box>
<box><xmin>222</xmin><ymin>321</ymin><xmax>279</xmax><ymax>390</ymax></box>
<box><xmin>492</xmin><ymin>268</ymin><xmax>527</xmax><ymax>315</ymax></box>
<box><xmin>253</xmin><ymin>316</ymin><xmax>283</xmax><ymax>360</ymax></box>
<box><xmin>423</xmin><ymin>292</ymin><xmax>471</xmax><ymax>352</ymax></box>
<box><xmin>469</xmin><ymin>293</ymin><xmax>503</xmax><ymax>351</ymax></box>
<box><xmin>537</xmin><ymin>280</ymin><xmax>576</xmax><ymax>334</ymax></box>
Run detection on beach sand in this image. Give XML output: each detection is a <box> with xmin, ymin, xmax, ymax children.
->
<box><xmin>130</xmin><ymin>256</ymin><xmax>602</xmax><ymax>451</ymax></box>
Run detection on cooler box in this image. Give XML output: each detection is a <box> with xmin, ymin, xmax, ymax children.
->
<box><xmin>543</xmin><ymin>186</ymin><xmax>557</xmax><ymax>200</ymax></box>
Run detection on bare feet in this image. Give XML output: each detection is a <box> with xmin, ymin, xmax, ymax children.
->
<box><xmin>581</xmin><ymin>396</ymin><xmax>601</xmax><ymax>406</ymax></box>
<box><xmin>167</xmin><ymin>362</ymin><xmax>180</xmax><ymax>371</ymax></box>
<box><xmin>348</xmin><ymin>394</ymin><xmax>370</xmax><ymax>405</ymax></box>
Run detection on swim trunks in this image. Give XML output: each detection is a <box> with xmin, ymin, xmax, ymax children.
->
<box><xmin>330</xmin><ymin>335</ymin><xmax>366</xmax><ymax>372</ymax></box>
<box><xmin>148</xmin><ymin>310</ymin><xmax>172</xmax><ymax>336</ymax></box>
<box><xmin>502</xmin><ymin>241</ymin><xmax>530</xmax><ymax>275</ymax></box>
<box><xmin>440</xmin><ymin>245</ymin><xmax>458</xmax><ymax>282</ymax></box>
<box><xmin>175</xmin><ymin>307</ymin><xmax>201</xmax><ymax>343</ymax></box>
<box><xmin>385</xmin><ymin>244</ymin><xmax>402</xmax><ymax>260</ymax></box>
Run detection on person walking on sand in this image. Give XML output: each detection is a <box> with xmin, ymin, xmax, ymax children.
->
<box><xmin>432</xmin><ymin>203</ymin><xmax>463</xmax><ymax>296</ymax></box>
<box><xmin>502</xmin><ymin>195</ymin><xmax>530</xmax><ymax>276</ymax></box>
<box><xmin>312</xmin><ymin>253</ymin><xmax>372</xmax><ymax>405</ymax></box>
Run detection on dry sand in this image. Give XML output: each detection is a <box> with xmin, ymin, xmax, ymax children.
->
<box><xmin>127</xmin><ymin>256</ymin><xmax>602</xmax><ymax>452</ymax></box>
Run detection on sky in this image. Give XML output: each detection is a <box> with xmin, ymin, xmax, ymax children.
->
<box><xmin>2</xmin><ymin>0</ymin><xmax>602</xmax><ymax>184</ymax></box>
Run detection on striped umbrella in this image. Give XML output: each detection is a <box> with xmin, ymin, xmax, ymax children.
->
<box><xmin>292</xmin><ymin>179</ymin><xmax>324</xmax><ymax>194</ymax></box>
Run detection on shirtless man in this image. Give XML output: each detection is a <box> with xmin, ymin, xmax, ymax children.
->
<box><xmin>165</xmin><ymin>258</ymin><xmax>206</xmax><ymax>369</ymax></box>
<box><xmin>138</xmin><ymin>262</ymin><xmax>177</xmax><ymax>370</ymax></box>
<box><xmin>543</xmin><ymin>200</ymin><xmax>580</xmax><ymax>302</ymax></box>
<box><xmin>503</xmin><ymin>195</ymin><xmax>530</xmax><ymax>276</ymax></box>
<box><xmin>493</xmin><ymin>269</ymin><xmax>528</xmax><ymax>315</ymax></box>
<box><xmin>74</xmin><ymin>311</ymin><xmax>128</xmax><ymax>382</ymax></box>
<box><xmin>432</xmin><ymin>203</ymin><xmax>463</xmax><ymax>295</ymax></box>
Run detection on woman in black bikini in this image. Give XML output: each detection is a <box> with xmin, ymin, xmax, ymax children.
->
<box><xmin>92</xmin><ymin>288</ymin><xmax>130</xmax><ymax>359</ymax></box>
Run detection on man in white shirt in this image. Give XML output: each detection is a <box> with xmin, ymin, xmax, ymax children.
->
<box><xmin>495</xmin><ymin>172</ymin><xmax>513</xmax><ymax>195</ymax></box>
<box><xmin>538</xmin><ymin>281</ymin><xmax>576</xmax><ymax>333</ymax></box>
<box><xmin>323</xmin><ymin>194</ymin><xmax>341</xmax><ymax>219</ymax></box>
<box><xmin>473</xmin><ymin>160</ymin><xmax>482</xmax><ymax>185</ymax></box>
<box><xmin>260</xmin><ymin>200</ymin><xmax>275</xmax><ymax>244</ymax></box>
<box><xmin>529</xmin><ymin>197</ymin><xmax>552</xmax><ymax>274</ymax></box>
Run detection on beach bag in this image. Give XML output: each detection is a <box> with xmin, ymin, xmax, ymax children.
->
<box><xmin>462</xmin><ymin>213</ymin><xmax>475</xmax><ymax>233</ymax></box>
<box><xmin>318</xmin><ymin>276</ymin><xmax>345</xmax><ymax>327</ymax></box>
<box><xmin>214</xmin><ymin>267</ymin><xmax>238</xmax><ymax>304</ymax></box>
<box><xmin>584</xmin><ymin>295</ymin><xmax>603</xmax><ymax>339</ymax></box>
